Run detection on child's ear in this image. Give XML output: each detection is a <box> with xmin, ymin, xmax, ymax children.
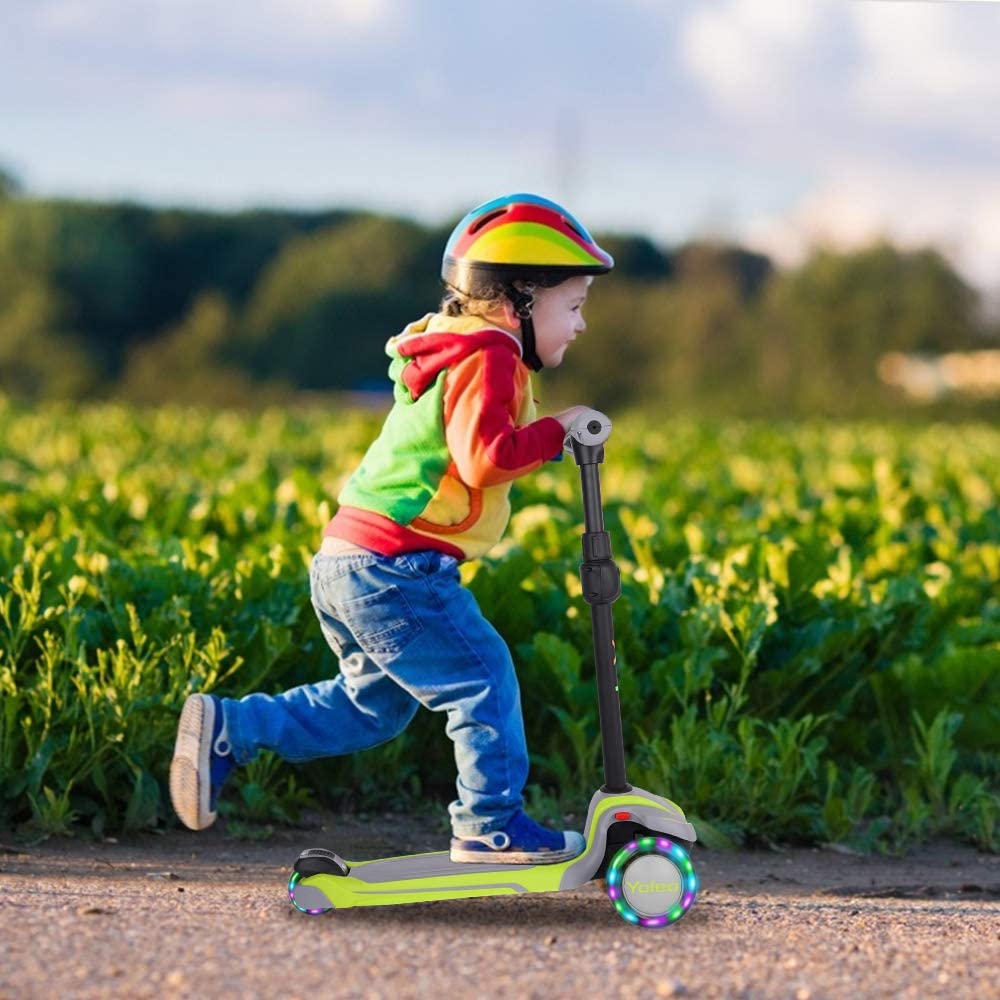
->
<box><xmin>501</xmin><ymin>300</ymin><xmax>521</xmax><ymax>330</ymax></box>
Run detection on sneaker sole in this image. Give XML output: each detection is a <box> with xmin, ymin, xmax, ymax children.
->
<box><xmin>169</xmin><ymin>694</ymin><xmax>216</xmax><ymax>831</ymax></box>
<box><xmin>449</xmin><ymin>831</ymin><xmax>585</xmax><ymax>865</ymax></box>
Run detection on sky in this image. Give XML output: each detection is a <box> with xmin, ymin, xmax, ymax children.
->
<box><xmin>3</xmin><ymin>0</ymin><xmax>1000</xmax><ymax>298</ymax></box>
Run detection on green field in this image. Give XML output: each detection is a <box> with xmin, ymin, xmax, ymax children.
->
<box><xmin>1</xmin><ymin>394</ymin><xmax>997</xmax><ymax>853</ymax></box>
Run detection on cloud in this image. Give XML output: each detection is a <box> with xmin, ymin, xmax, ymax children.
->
<box><xmin>848</xmin><ymin>1</ymin><xmax>1000</xmax><ymax>124</ymax></box>
<box><xmin>680</xmin><ymin>0</ymin><xmax>1000</xmax><ymax>135</ymax></box>
<box><xmin>33</xmin><ymin>0</ymin><xmax>402</xmax><ymax>54</ymax></box>
<box><xmin>677</xmin><ymin>1</ymin><xmax>1000</xmax><ymax>295</ymax></box>
<box><xmin>18</xmin><ymin>0</ymin><xmax>407</xmax><ymax>124</ymax></box>
<box><xmin>742</xmin><ymin>160</ymin><xmax>1000</xmax><ymax>295</ymax></box>
<box><xmin>679</xmin><ymin>0</ymin><xmax>830</xmax><ymax>114</ymax></box>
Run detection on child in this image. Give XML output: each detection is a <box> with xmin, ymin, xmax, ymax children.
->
<box><xmin>170</xmin><ymin>193</ymin><xmax>614</xmax><ymax>863</ymax></box>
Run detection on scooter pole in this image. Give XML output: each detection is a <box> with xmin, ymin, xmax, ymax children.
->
<box><xmin>565</xmin><ymin>410</ymin><xmax>630</xmax><ymax>794</ymax></box>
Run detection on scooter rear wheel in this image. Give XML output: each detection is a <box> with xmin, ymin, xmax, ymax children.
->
<box><xmin>606</xmin><ymin>836</ymin><xmax>698</xmax><ymax>927</ymax></box>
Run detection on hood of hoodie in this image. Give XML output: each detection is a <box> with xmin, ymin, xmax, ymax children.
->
<box><xmin>386</xmin><ymin>313</ymin><xmax>525</xmax><ymax>402</ymax></box>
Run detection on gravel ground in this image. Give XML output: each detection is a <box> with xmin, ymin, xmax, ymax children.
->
<box><xmin>1</xmin><ymin>812</ymin><xmax>998</xmax><ymax>999</ymax></box>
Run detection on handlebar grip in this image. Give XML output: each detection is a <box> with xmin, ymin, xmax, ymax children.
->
<box><xmin>564</xmin><ymin>408</ymin><xmax>612</xmax><ymax>450</ymax></box>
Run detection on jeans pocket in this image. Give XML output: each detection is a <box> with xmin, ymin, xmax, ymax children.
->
<box><xmin>405</xmin><ymin>550</ymin><xmax>460</xmax><ymax>578</ymax></box>
<box><xmin>338</xmin><ymin>583</ymin><xmax>424</xmax><ymax>657</ymax></box>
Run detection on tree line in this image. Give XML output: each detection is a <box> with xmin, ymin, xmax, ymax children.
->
<box><xmin>0</xmin><ymin>187</ymin><xmax>996</xmax><ymax>418</ymax></box>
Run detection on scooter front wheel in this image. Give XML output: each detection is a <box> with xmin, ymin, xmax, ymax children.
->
<box><xmin>288</xmin><ymin>871</ymin><xmax>333</xmax><ymax>915</ymax></box>
<box><xmin>606</xmin><ymin>836</ymin><xmax>698</xmax><ymax>927</ymax></box>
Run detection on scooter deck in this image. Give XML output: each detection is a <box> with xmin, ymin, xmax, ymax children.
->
<box><xmin>291</xmin><ymin>850</ymin><xmax>576</xmax><ymax>911</ymax></box>
<box><xmin>290</xmin><ymin>788</ymin><xmax>696</xmax><ymax>912</ymax></box>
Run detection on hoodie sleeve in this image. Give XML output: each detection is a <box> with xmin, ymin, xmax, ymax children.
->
<box><xmin>442</xmin><ymin>344</ymin><xmax>566</xmax><ymax>488</ymax></box>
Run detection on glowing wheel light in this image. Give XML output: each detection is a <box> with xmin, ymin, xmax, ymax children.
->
<box><xmin>288</xmin><ymin>871</ymin><xmax>332</xmax><ymax>915</ymax></box>
<box><xmin>605</xmin><ymin>836</ymin><xmax>698</xmax><ymax>928</ymax></box>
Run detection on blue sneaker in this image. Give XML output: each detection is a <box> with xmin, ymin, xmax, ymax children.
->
<box><xmin>450</xmin><ymin>810</ymin><xmax>586</xmax><ymax>864</ymax></box>
<box><xmin>169</xmin><ymin>694</ymin><xmax>235</xmax><ymax>830</ymax></box>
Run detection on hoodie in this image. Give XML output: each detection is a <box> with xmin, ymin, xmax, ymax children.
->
<box><xmin>324</xmin><ymin>312</ymin><xmax>566</xmax><ymax>561</ymax></box>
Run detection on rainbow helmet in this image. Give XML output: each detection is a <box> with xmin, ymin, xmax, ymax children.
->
<box><xmin>442</xmin><ymin>193</ymin><xmax>614</xmax><ymax>295</ymax></box>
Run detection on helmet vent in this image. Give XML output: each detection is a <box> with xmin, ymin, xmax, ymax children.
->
<box><xmin>563</xmin><ymin>219</ymin><xmax>584</xmax><ymax>239</ymax></box>
<box><xmin>469</xmin><ymin>209</ymin><xmax>505</xmax><ymax>234</ymax></box>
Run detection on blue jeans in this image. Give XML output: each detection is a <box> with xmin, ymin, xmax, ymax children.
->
<box><xmin>222</xmin><ymin>549</ymin><xmax>530</xmax><ymax>837</ymax></box>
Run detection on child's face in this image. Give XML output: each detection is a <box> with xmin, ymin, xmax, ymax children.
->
<box><xmin>529</xmin><ymin>276</ymin><xmax>593</xmax><ymax>368</ymax></box>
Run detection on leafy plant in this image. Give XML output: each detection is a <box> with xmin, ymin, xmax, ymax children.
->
<box><xmin>1</xmin><ymin>398</ymin><xmax>996</xmax><ymax>855</ymax></box>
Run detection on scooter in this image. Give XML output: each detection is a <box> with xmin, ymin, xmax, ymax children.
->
<box><xmin>288</xmin><ymin>409</ymin><xmax>699</xmax><ymax>927</ymax></box>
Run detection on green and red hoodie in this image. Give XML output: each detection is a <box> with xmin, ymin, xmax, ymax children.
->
<box><xmin>324</xmin><ymin>312</ymin><xmax>565</xmax><ymax>562</ymax></box>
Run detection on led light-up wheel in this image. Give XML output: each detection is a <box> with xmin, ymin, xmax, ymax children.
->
<box><xmin>288</xmin><ymin>871</ymin><xmax>333</xmax><ymax>915</ymax></box>
<box><xmin>606</xmin><ymin>837</ymin><xmax>698</xmax><ymax>928</ymax></box>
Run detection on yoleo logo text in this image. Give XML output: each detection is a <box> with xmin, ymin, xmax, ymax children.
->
<box><xmin>626</xmin><ymin>880</ymin><xmax>681</xmax><ymax>894</ymax></box>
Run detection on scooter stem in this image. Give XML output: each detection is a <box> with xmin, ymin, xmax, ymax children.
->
<box><xmin>565</xmin><ymin>410</ymin><xmax>630</xmax><ymax>794</ymax></box>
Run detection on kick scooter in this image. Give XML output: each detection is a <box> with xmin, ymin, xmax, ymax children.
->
<box><xmin>288</xmin><ymin>409</ymin><xmax>699</xmax><ymax>927</ymax></box>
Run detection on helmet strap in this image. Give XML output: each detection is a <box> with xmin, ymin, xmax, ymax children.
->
<box><xmin>519</xmin><ymin>314</ymin><xmax>544</xmax><ymax>372</ymax></box>
<box><xmin>505</xmin><ymin>284</ymin><xmax>545</xmax><ymax>372</ymax></box>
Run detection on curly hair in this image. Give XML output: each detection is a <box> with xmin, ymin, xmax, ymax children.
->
<box><xmin>439</xmin><ymin>281</ymin><xmax>510</xmax><ymax>318</ymax></box>
<box><xmin>439</xmin><ymin>272</ymin><xmax>569</xmax><ymax>318</ymax></box>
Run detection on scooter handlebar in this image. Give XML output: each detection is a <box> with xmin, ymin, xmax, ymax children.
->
<box><xmin>564</xmin><ymin>408</ymin><xmax>612</xmax><ymax>450</ymax></box>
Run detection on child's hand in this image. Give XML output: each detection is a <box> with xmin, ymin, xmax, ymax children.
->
<box><xmin>553</xmin><ymin>405</ymin><xmax>592</xmax><ymax>432</ymax></box>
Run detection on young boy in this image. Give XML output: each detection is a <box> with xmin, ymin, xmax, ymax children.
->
<box><xmin>170</xmin><ymin>193</ymin><xmax>614</xmax><ymax>863</ymax></box>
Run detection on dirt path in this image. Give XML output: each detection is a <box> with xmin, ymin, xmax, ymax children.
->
<box><xmin>1</xmin><ymin>812</ymin><xmax>998</xmax><ymax>999</ymax></box>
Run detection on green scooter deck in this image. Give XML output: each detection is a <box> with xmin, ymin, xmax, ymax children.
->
<box><xmin>291</xmin><ymin>850</ymin><xmax>565</xmax><ymax>910</ymax></box>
